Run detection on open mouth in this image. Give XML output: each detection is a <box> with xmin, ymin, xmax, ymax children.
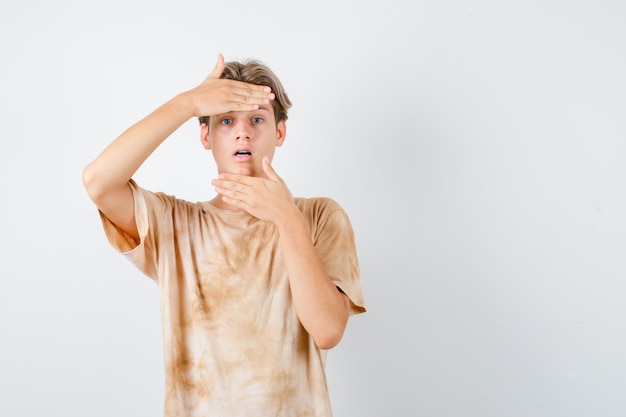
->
<box><xmin>233</xmin><ymin>148</ymin><xmax>253</xmax><ymax>161</ymax></box>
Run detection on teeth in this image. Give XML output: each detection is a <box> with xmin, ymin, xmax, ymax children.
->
<box><xmin>235</xmin><ymin>151</ymin><xmax>251</xmax><ymax>156</ymax></box>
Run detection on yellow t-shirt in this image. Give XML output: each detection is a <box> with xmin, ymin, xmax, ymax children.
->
<box><xmin>100</xmin><ymin>180</ymin><xmax>365</xmax><ymax>417</ymax></box>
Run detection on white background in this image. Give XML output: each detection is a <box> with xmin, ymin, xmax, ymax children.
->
<box><xmin>1</xmin><ymin>0</ymin><xmax>625</xmax><ymax>416</ymax></box>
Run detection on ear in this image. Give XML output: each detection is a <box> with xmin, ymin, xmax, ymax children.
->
<box><xmin>275</xmin><ymin>120</ymin><xmax>286</xmax><ymax>147</ymax></box>
<box><xmin>200</xmin><ymin>122</ymin><xmax>211</xmax><ymax>150</ymax></box>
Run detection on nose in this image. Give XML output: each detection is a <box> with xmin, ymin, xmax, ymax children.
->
<box><xmin>234</xmin><ymin>119</ymin><xmax>252</xmax><ymax>141</ymax></box>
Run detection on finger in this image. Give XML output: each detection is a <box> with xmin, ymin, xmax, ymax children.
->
<box><xmin>212</xmin><ymin>179</ymin><xmax>252</xmax><ymax>199</ymax></box>
<box><xmin>227</xmin><ymin>80</ymin><xmax>274</xmax><ymax>96</ymax></box>
<box><xmin>222</xmin><ymin>195</ymin><xmax>238</xmax><ymax>205</ymax></box>
<box><xmin>232</xmin><ymin>91</ymin><xmax>275</xmax><ymax>105</ymax></box>
<box><xmin>262</xmin><ymin>157</ymin><xmax>280</xmax><ymax>182</ymax></box>
<box><xmin>215</xmin><ymin>174</ymin><xmax>254</xmax><ymax>186</ymax></box>
<box><xmin>208</xmin><ymin>53</ymin><xmax>225</xmax><ymax>79</ymax></box>
<box><xmin>218</xmin><ymin>85</ymin><xmax>274</xmax><ymax>111</ymax></box>
<box><xmin>221</xmin><ymin>195</ymin><xmax>249</xmax><ymax>210</ymax></box>
<box><xmin>214</xmin><ymin>184</ymin><xmax>246</xmax><ymax>199</ymax></box>
<box><xmin>213</xmin><ymin>179</ymin><xmax>248</xmax><ymax>203</ymax></box>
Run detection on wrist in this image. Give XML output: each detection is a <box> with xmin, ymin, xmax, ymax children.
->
<box><xmin>171</xmin><ymin>90</ymin><xmax>197</xmax><ymax>119</ymax></box>
<box><xmin>274</xmin><ymin>204</ymin><xmax>305</xmax><ymax>234</ymax></box>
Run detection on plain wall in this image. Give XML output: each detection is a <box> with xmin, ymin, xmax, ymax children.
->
<box><xmin>1</xmin><ymin>0</ymin><xmax>625</xmax><ymax>416</ymax></box>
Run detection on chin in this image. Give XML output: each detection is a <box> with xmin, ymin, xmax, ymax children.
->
<box><xmin>233</xmin><ymin>165</ymin><xmax>258</xmax><ymax>177</ymax></box>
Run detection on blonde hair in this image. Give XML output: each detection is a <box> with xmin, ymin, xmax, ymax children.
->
<box><xmin>199</xmin><ymin>59</ymin><xmax>292</xmax><ymax>126</ymax></box>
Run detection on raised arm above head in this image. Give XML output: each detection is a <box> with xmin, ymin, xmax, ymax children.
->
<box><xmin>82</xmin><ymin>54</ymin><xmax>275</xmax><ymax>241</ymax></box>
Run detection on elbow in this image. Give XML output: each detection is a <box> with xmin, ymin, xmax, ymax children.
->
<box><xmin>82</xmin><ymin>162</ymin><xmax>104</xmax><ymax>202</ymax></box>
<box><xmin>315</xmin><ymin>337</ymin><xmax>341</xmax><ymax>351</ymax></box>
<box><xmin>311</xmin><ymin>295</ymin><xmax>351</xmax><ymax>350</ymax></box>
<box><xmin>313</xmin><ymin>324</ymin><xmax>346</xmax><ymax>350</ymax></box>
<box><xmin>82</xmin><ymin>163</ymin><xmax>96</xmax><ymax>195</ymax></box>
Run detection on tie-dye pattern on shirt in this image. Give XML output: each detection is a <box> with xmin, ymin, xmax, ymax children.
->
<box><xmin>99</xmin><ymin>180</ymin><xmax>365</xmax><ymax>417</ymax></box>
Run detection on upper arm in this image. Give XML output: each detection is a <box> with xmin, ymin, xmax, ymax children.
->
<box><xmin>83</xmin><ymin>176</ymin><xmax>139</xmax><ymax>243</ymax></box>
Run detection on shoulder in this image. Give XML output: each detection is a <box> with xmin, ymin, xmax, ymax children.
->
<box><xmin>294</xmin><ymin>197</ymin><xmax>353</xmax><ymax>233</ymax></box>
<box><xmin>294</xmin><ymin>196</ymin><xmax>344</xmax><ymax>216</ymax></box>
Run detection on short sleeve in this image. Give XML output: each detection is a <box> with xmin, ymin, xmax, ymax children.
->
<box><xmin>98</xmin><ymin>179</ymin><xmax>168</xmax><ymax>281</ymax></box>
<box><xmin>309</xmin><ymin>198</ymin><xmax>366</xmax><ymax>316</ymax></box>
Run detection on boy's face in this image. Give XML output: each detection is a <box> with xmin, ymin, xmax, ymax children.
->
<box><xmin>201</xmin><ymin>104</ymin><xmax>286</xmax><ymax>178</ymax></box>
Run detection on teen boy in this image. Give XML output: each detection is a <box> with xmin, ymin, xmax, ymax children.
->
<box><xmin>83</xmin><ymin>54</ymin><xmax>365</xmax><ymax>417</ymax></box>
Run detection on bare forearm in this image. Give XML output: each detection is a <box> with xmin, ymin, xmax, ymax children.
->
<box><xmin>276</xmin><ymin>210</ymin><xmax>349</xmax><ymax>349</ymax></box>
<box><xmin>83</xmin><ymin>93</ymin><xmax>192</xmax><ymax>196</ymax></box>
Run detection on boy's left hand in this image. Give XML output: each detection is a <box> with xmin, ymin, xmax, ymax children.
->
<box><xmin>212</xmin><ymin>158</ymin><xmax>299</xmax><ymax>224</ymax></box>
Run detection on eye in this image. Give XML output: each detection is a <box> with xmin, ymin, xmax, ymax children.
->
<box><xmin>220</xmin><ymin>118</ymin><xmax>233</xmax><ymax>125</ymax></box>
<box><xmin>252</xmin><ymin>117</ymin><xmax>264</xmax><ymax>124</ymax></box>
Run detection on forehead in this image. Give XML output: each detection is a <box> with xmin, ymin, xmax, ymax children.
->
<box><xmin>213</xmin><ymin>105</ymin><xmax>274</xmax><ymax>120</ymax></box>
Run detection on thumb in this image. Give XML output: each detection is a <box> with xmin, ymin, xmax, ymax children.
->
<box><xmin>207</xmin><ymin>53</ymin><xmax>225</xmax><ymax>79</ymax></box>
<box><xmin>263</xmin><ymin>157</ymin><xmax>280</xmax><ymax>182</ymax></box>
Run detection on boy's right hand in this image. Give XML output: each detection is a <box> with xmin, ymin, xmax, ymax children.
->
<box><xmin>187</xmin><ymin>54</ymin><xmax>275</xmax><ymax>119</ymax></box>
